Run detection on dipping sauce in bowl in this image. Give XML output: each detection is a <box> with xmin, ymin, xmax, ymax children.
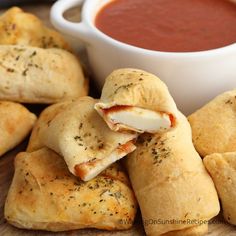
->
<box><xmin>95</xmin><ymin>0</ymin><xmax>236</xmax><ymax>52</ymax></box>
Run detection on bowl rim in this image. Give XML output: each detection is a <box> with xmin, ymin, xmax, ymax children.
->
<box><xmin>82</xmin><ymin>0</ymin><xmax>236</xmax><ymax>58</ymax></box>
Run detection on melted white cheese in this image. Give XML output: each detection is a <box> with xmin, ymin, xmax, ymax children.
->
<box><xmin>106</xmin><ymin>107</ymin><xmax>171</xmax><ymax>133</ymax></box>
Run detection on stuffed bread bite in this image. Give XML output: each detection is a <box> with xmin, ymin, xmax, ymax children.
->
<box><xmin>27</xmin><ymin>97</ymin><xmax>137</xmax><ymax>181</ymax></box>
<box><xmin>188</xmin><ymin>90</ymin><xmax>236</xmax><ymax>157</ymax></box>
<box><xmin>204</xmin><ymin>152</ymin><xmax>236</xmax><ymax>225</ymax></box>
<box><xmin>126</xmin><ymin>112</ymin><xmax>220</xmax><ymax>236</ymax></box>
<box><xmin>0</xmin><ymin>101</ymin><xmax>36</xmax><ymax>157</ymax></box>
<box><xmin>0</xmin><ymin>45</ymin><xmax>87</xmax><ymax>103</ymax></box>
<box><xmin>0</xmin><ymin>7</ymin><xmax>70</xmax><ymax>50</ymax></box>
<box><xmin>4</xmin><ymin>148</ymin><xmax>137</xmax><ymax>231</ymax></box>
<box><xmin>95</xmin><ymin>68</ymin><xmax>177</xmax><ymax>133</ymax></box>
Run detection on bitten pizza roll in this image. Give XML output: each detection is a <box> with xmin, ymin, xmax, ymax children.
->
<box><xmin>4</xmin><ymin>148</ymin><xmax>137</xmax><ymax>231</ymax></box>
<box><xmin>94</xmin><ymin>68</ymin><xmax>178</xmax><ymax>133</ymax></box>
<box><xmin>0</xmin><ymin>45</ymin><xmax>87</xmax><ymax>104</ymax></box>
<box><xmin>188</xmin><ymin>90</ymin><xmax>236</xmax><ymax>157</ymax></box>
<box><xmin>126</xmin><ymin>112</ymin><xmax>220</xmax><ymax>236</ymax></box>
<box><xmin>204</xmin><ymin>152</ymin><xmax>236</xmax><ymax>225</ymax></box>
<box><xmin>0</xmin><ymin>7</ymin><xmax>70</xmax><ymax>50</ymax></box>
<box><xmin>27</xmin><ymin>96</ymin><xmax>137</xmax><ymax>181</ymax></box>
<box><xmin>0</xmin><ymin>101</ymin><xmax>36</xmax><ymax>157</ymax></box>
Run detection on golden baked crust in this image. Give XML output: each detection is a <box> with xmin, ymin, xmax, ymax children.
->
<box><xmin>126</xmin><ymin>112</ymin><xmax>219</xmax><ymax>236</ymax></box>
<box><xmin>0</xmin><ymin>7</ymin><xmax>70</xmax><ymax>50</ymax></box>
<box><xmin>4</xmin><ymin>148</ymin><xmax>137</xmax><ymax>231</ymax></box>
<box><xmin>204</xmin><ymin>152</ymin><xmax>236</xmax><ymax>225</ymax></box>
<box><xmin>27</xmin><ymin>101</ymin><xmax>71</xmax><ymax>152</ymax></box>
<box><xmin>188</xmin><ymin>90</ymin><xmax>236</xmax><ymax>157</ymax></box>
<box><xmin>95</xmin><ymin>68</ymin><xmax>178</xmax><ymax>132</ymax></box>
<box><xmin>0</xmin><ymin>101</ymin><xmax>36</xmax><ymax>156</ymax></box>
<box><xmin>0</xmin><ymin>45</ymin><xmax>87</xmax><ymax>103</ymax></box>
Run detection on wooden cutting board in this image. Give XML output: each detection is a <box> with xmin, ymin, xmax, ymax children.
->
<box><xmin>0</xmin><ymin>4</ymin><xmax>236</xmax><ymax>236</ymax></box>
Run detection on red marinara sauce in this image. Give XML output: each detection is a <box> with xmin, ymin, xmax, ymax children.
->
<box><xmin>95</xmin><ymin>0</ymin><xmax>236</xmax><ymax>52</ymax></box>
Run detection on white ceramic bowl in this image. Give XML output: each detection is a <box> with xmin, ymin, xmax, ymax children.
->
<box><xmin>50</xmin><ymin>0</ymin><xmax>236</xmax><ymax>115</ymax></box>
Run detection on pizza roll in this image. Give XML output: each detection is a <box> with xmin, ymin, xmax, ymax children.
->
<box><xmin>4</xmin><ymin>148</ymin><xmax>137</xmax><ymax>231</ymax></box>
<box><xmin>204</xmin><ymin>152</ymin><xmax>236</xmax><ymax>225</ymax></box>
<box><xmin>0</xmin><ymin>7</ymin><xmax>70</xmax><ymax>50</ymax></box>
<box><xmin>188</xmin><ymin>90</ymin><xmax>236</xmax><ymax>157</ymax></box>
<box><xmin>0</xmin><ymin>45</ymin><xmax>87</xmax><ymax>103</ymax></box>
<box><xmin>95</xmin><ymin>68</ymin><xmax>178</xmax><ymax>133</ymax></box>
<box><xmin>0</xmin><ymin>101</ymin><xmax>36</xmax><ymax>156</ymax></box>
<box><xmin>27</xmin><ymin>96</ymin><xmax>137</xmax><ymax>181</ymax></box>
<box><xmin>126</xmin><ymin>112</ymin><xmax>220</xmax><ymax>236</ymax></box>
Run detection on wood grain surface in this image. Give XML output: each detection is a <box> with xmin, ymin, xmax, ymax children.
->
<box><xmin>0</xmin><ymin>3</ymin><xmax>236</xmax><ymax>236</ymax></box>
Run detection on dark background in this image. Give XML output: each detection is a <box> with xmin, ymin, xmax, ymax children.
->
<box><xmin>0</xmin><ymin>0</ymin><xmax>55</xmax><ymax>8</ymax></box>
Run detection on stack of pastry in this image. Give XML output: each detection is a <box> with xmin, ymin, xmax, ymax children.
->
<box><xmin>0</xmin><ymin>7</ymin><xmax>87</xmax><ymax>157</ymax></box>
<box><xmin>5</xmin><ymin>96</ymin><xmax>138</xmax><ymax>231</ymax></box>
<box><xmin>1</xmin><ymin>7</ymin><xmax>222</xmax><ymax>236</ymax></box>
<box><xmin>4</xmin><ymin>65</ymin><xmax>221</xmax><ymax>235</ymax></box>
<box><xmin>1</xmin><ymin>7</ymin><xmax>137</xmax><ymax>232</ymax></box>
